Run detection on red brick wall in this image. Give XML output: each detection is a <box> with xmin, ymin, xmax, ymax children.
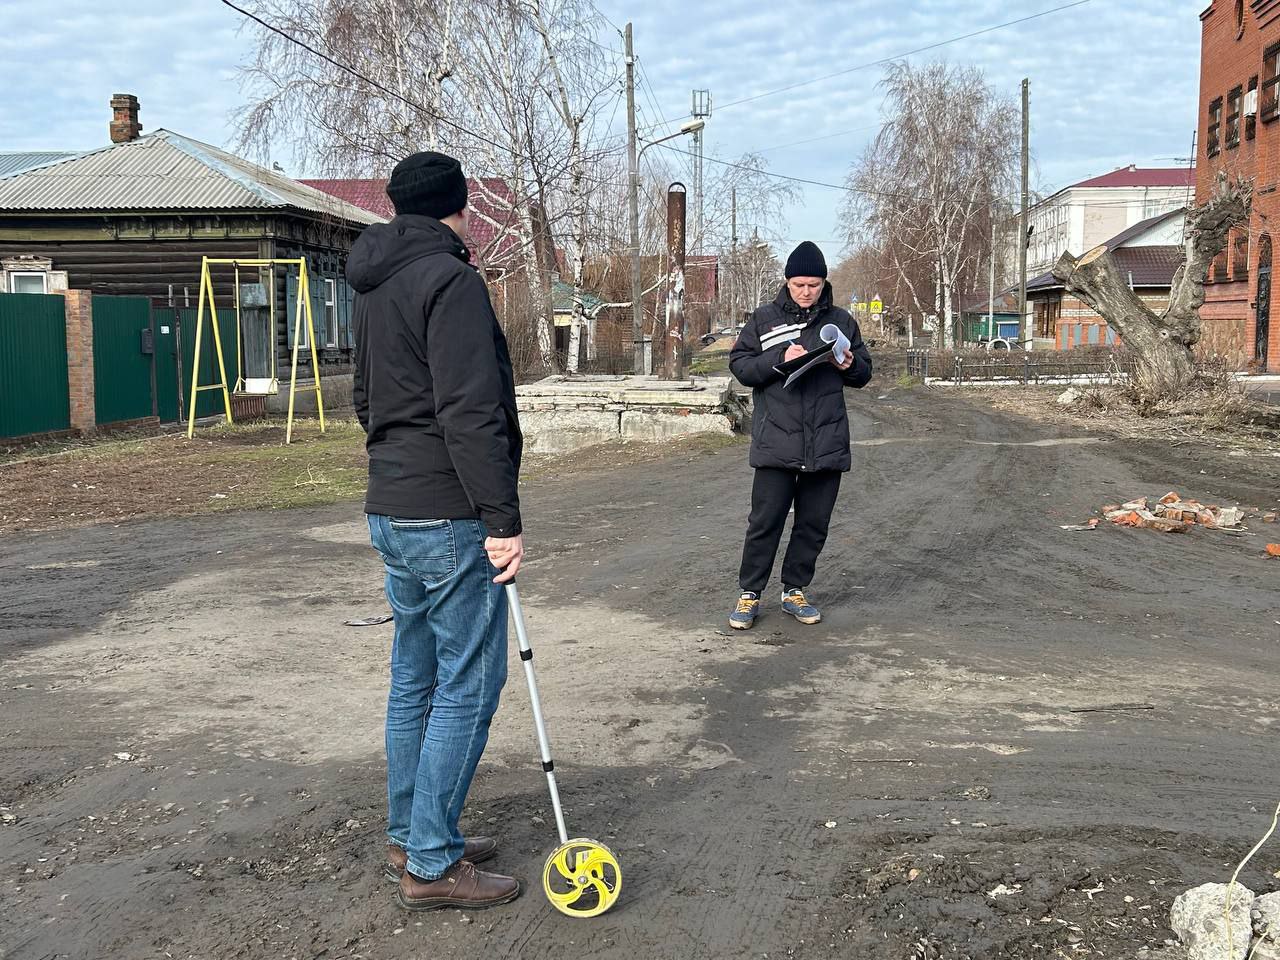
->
<box><xmin>1198</xmin><ymin>0</ymin><xmax>1280</xmax><ymax>371</ymax></box>
<box><xmin>62</xmin><ymin>290</ymin><xmax>96</xmax><ymax>434</ymax></box>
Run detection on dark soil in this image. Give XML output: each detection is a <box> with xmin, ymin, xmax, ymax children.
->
<box><xmin>3</xmin><ymin>386</ymin><xmax>1279</xmax><ymax>960</ymax></box>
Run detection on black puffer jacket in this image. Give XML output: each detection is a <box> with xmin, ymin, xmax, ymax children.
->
<box><xmin>349</xmin><ymin>215</ymin><xmax>523</xmax><ymax>536</ymax></box>
<box><xmin>729</xmin><ymin>283</ymin><xmax>872</xmax><ymax>473</ymax></box>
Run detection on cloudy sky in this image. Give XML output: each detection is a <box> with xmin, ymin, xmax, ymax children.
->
<box><xmin>0</xmin><ymin>0</ymin><xmax>1204</xmax><ymax>260</ymax></box>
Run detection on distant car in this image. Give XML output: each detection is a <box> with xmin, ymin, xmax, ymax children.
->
<box><xmin>699</xmin><ymin>333</ymin><xmax>718</xmax><ymax>346</ymax></box>
<box><xmin>717</xmin><ymin>327</ymin><xmax>735</xmax><ymax>336</ymax></box>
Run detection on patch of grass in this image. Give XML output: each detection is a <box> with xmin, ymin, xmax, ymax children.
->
<box><xmin>895</xmin><ymin>373</ymin><xmax>922</xmax><ymax>388</ymax></box>
<box><xmin>688</xmin><ymin>351</ymin><xmax>731</xmax><ymax>376</ymax></box>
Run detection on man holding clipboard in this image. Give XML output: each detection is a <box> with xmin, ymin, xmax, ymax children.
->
<box><xmin>727</xmin><ymin>241</ymin><xmax>872</xmax><ymax>630</ymax></box>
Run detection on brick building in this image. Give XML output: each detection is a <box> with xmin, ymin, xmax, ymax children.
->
<box><xmin>1197</xmin><ymin>0</ymin><xmax>1280</xmax><ymax>371</ymax></box>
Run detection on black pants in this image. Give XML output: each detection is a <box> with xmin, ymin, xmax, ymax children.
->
<box><xmin>738</xmin><ymin>468</ymin><xmax>842</xmax><ymax>594</ymax></box>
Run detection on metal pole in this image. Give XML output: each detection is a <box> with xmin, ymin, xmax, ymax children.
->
<box><xmin>1019</xmin><ymin>78</ymin><xmax>1031</xmax><ymax>351</ymax></box>
<box><xmin>626</xmin><ymin>23</ymin><xmax>645</xmax><ymax>376</ymax></box>
<box><xmin>696</xmin><ymin>128</ymin><xmax>706</xmax><ymax>256</ymax></box>
<box><xmin>505</xmin><ymin>584</ymin><xmax>570</xmax><ymax>845</ymax></box>
<box><xmin>988</xmin><ymin>219</ymin><xmax>996</xmax><ymax>342</ymax></box>
<box><xmin>666</xmin><ymin>183</ymin><xmax>687</xmax><ymax>380</ymax></box>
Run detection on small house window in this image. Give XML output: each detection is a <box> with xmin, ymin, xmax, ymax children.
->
<box><xmin>1034</xmin><ymin>295</ymin><xmax>1061</xmax><ymax>340</ymax></box>
<box><xmin>1227</xmin><ymin>86</ymin><xmax>1243</xmax><ymax>148</ymax></box>
<box><xmin>324</xmin><ymin>278</ymin><xmax>338</xmax><ymax>347</ymax></box>
<box><xmin>1263</xmin><ymin>44</ymin><xmax>1280</xmax><ymax>121</ymax></box>
<box><xmin>1207</xmin><ymin>97</ymin><xmax>1223</xmax><ymax>157</ymax></box>
<box><xmin>9</xmin><ymin>272</ymin><xmax>48</xmax><ymax>294</ymax></box>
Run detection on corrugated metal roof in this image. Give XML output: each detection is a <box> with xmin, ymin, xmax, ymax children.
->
<box><xmin>0</xmin><ymin>152</ymin><xmax>77</xmax><ymax>178</ymax></box>
<box><xmin>0</xmin><ymin>131</ymin><xmax>382</xmax><ymax>224</ymax></box>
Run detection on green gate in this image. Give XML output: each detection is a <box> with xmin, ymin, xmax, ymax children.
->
<box><xmin>179</xmin><ymin>307</ymin><xmax>239</xmax><ymax>419</ymax></box>
<box><xmin>150</xmin><ymin>307</ymin><xmax>182</xmax><ymax>423</ymax></box>
<box><xmin>0</xmin><ymin>293</ymin><xmax>71</xmax><ymax>438</ymax></box>
<box><xmin>92</xmin><ymin>295</ymin><xmax>155</xmax><ymax>426</ymax></box>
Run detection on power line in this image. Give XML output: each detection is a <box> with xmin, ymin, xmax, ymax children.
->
<box><xmin>752</xmin><ymin>123</ymin><xmax>883</xmax><ymax>155</ymax></box>
<box><xmin>223</xmin><ymin>1</ymin><xmax>1182</xmax><ymax>225</ymax></box>
<box><xmin>220</xmin><ymin>0</ymin><xmax>531</xmax><ymax>160</ymax></box>
<box><xmin>652</xmin><ymin>0</ymin><xmax>1095</xmax><ymax>128</ymax></box>
<box><xmin>646</xmin><ymin>138</ymin><xmax>1190</xmax><ymax>214</ymax></box>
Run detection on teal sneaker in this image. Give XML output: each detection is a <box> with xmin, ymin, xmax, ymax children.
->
<box><xmin>781</xmin><ymin>589</ymin><xmax>822</xmax><ymax>625</ymax></box>
<box><xmin>729</xmin><ymin>592</ymin><xmax>761</xmax><ymax>630</ymax></box>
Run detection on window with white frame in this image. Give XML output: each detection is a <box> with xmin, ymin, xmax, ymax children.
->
<box><xmin>324</xmin><ymin>278</ymin><xmax>338</xmax><ymax>347</ymax></box>
<box><xmin>9</xmin><ymin>271</ymin><xmax>48</xmax><ymax>294</ymax></box>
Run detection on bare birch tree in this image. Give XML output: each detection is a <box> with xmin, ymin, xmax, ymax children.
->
<box><xmin>234</xmin><ymin>0</ymin><xmax>463</xmax><ymax>173</ymax></box>
<box><xmin>841</xmin><ymin>62</ymin><xmax>1017</xmax><ymax>348</ymax></box>
<box><xmin>233</xmin><ymin>0</ymin><xmax>624</xmax><ymax>378</ymax></box>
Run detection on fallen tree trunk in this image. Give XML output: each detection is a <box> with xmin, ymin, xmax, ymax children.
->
<box><xmin>1051</xmin><ymin>173</ymin><xmax>1251</xmax><ymax>396</ymax></box>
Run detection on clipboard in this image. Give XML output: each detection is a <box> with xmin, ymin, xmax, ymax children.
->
<box><xmin>772</xmin><ymin>323</ymin><xmax>851</xmax><ymax>388</ymax></box>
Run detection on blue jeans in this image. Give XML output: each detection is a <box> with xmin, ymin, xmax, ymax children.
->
<box><xmin>367</xmin><ymin>515</ymin><xmax>509</xmax><ymax>880</ymax></box>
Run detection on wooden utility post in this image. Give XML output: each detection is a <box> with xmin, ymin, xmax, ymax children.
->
<box><xmin>625</xmin><ymin>23</ymin><xmax>645</xmax><ymax>375</ymax></box>
<box><xmin>665</xmin><ymin>183</ymin><xmax>687</xmax><ymax>379</ymax></box>
<box><xmin>1019</xmin><ymin>78</ymin><xmax>1030</xmax><ymax>350</ymax></box>
<box><xmin>730</xmin><ymin>186</ymin><xmax>737</xmax><ymax>328</ymax></box>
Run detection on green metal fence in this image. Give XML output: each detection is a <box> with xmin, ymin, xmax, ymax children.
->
<box><xmin>0</xmin><ymin>293</ymin><xmax>71</xmax><ymax>439</ymax></box>
<box><xmin>92</xmin><ymin>295</ymin><xmax>154</xmax><ymax>426</ymax></box>
<box><xmin>179</xmin><ymin>307</ymin><xmax>239</xmax><ymax>419</ymax></box>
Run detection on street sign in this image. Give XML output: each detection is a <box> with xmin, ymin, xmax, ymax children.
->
<box><xmin>870</xmin><ymin>297</ymin><xmax>884</xmax><ymax>314</ymax></box>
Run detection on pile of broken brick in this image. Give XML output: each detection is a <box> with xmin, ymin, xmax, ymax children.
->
<box><xmin>1064</xmin><ymin>491</ymin><xmax>1280</xmax><ymax>558</ymax></box>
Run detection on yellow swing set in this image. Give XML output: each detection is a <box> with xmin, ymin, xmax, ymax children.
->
<box><xmin>185</xmin><ymin>257</ymin><xmax>326</xmax><ymax>444</ymax></box>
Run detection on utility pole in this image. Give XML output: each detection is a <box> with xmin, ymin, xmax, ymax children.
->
<box><xmin>626</xmin><ymin>23</ymin><xmax>645</xmax><ymax>376</ymax></box>
<box><xmin>691</xmin><ymin>90</ymin><xmax>712</xmax><ymax>255</ymax></box>
<box><xmin>730</xmin><ymin>186</ymin><xmax>738</xmax><ymax>328</ymax></box>
<box><xmin>1019</xmin><ymin>78</ymin><xmax>1031</xmax><ymax>351</ymax></box>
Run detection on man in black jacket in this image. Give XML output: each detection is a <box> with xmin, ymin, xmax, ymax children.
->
<box><xmin>350</xmin><ymin>151</ymin><xmax>523</xmax><ymax>911</ymax></box>
<box><xmin>727</xmin><ymin>241</ymin><xmax>872</xmax><ymax>630</ymax></box>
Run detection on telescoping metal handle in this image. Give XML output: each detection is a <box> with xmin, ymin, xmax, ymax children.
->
<box><xmin>505</xmin><ymin>583</ymin><xmax>570</xmax><ymax>846</ymax></box>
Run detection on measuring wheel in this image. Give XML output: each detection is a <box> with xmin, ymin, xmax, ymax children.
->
<box><xmin>542</xmin><ymin>839</ymin><xmax>622</xmax><ymax>918</ymax></box>
<box><xmin>507</xmin><ymin>584</ymin><xmax>623</xmax><ymax>918</ymax></box>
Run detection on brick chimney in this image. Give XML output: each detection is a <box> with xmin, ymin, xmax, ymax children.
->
<box><xmin>109</xmin><ymin>94</ymin><xmax>142</xmax><ymax>143</ymax></box>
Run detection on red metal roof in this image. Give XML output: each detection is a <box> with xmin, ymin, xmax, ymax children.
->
<box><xmin>299</xmin><ymin>177</ymin><xmax>523</xmax><ymax>266</ymax></box>
<box><xmin>1072</xmin><ymin>166</ymin><xmax>1195</xmax><ymax>189</ymax></box>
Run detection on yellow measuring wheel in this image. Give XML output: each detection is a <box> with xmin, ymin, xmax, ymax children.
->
<box><xmin>507</xmin><ymin>584</ymin><xmax>623</xmax><ymax>918</ymax></box>
<box><xmin>542</xmin><ymin>839</ymin><xmax>622</xmax><ymax>918</ymax></box>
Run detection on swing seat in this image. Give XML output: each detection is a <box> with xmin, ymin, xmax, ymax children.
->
<box><xmin>240</xmin><ymin>377</ymin><xmax>279</xmax><ymax>396</ymax></box>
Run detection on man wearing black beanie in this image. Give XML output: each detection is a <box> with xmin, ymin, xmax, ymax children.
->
<box><xmin>727</xmin><ymin>240</ymin><xmax>873</xmax><ymax>630</ymax></box>
<box><xmin>348</xmin><ymin>151</ymin><xmax>523</xmax><ymax>911</ymax></box>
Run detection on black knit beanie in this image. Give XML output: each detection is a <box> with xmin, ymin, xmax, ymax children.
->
<box><xmin>784</xmin><ymin>241</ymin><xmax>828</xmax><ymax>279</ymax></box>
<box><xmin>385</xmin><ymin>151</ymin><xmax>468</xmax><ymax>219</ymax></box>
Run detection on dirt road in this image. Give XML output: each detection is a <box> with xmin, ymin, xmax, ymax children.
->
<box><xmin>3</xmin><ymin>388</ymin><xmax>1279</xmax><ymax>960</ymax></box>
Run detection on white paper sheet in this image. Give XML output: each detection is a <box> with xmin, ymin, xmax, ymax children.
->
<box><xmin>775</xmin><ymin>323</ymin><xmax>852</xmax><ymax>388</ymax></box>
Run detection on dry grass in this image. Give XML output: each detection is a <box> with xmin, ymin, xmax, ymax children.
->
<box><xmin>0</xmin><ymin>416</ymin><xmax>743</xmax><ymax>537</ymax></box>
<box><xmin>982</xmin><ymin>361</ymin><xmax>1280</xmax><ymax>455</ymax></box>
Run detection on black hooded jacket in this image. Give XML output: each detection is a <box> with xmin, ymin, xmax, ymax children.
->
<box><xmin>348</xmin><ymin>215</ymin><xmax>523</xmax><ymax>536</ymax></box>
<box><xmin>729</xmin><ymin>282</ymin><xmax>872</xmax><ymax>473</ymax></box>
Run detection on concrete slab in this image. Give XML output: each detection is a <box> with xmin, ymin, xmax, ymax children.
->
<box><xmin>515</xmin><ymin>375</ymin><xmax>741</xmax><ymax>452</ymax></box>
<box><xmin>620</xmin><ymin>410</ymin><xmax>736</xmax><ymax>443</ymax></box>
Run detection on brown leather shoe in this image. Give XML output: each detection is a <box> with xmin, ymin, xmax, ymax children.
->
<box><xmin>384</xmin><ymin>838</ymin><xmax>499</xmax><ymax>882</ymax></box>
<box><xmin>396</xmin><ymin>859</ymin><xmax>520</xmax><ymax>911</ymax></box>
